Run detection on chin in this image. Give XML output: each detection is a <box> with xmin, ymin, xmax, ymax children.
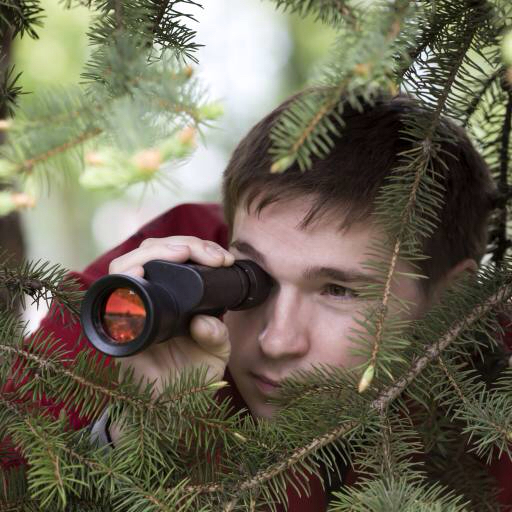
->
<box><xmin>248</xmin><ymin>401</ymin><xmax>278</xmax><ymax>420</ymax></box>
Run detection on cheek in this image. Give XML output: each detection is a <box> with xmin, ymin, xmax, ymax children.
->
<box><xmin>308</xmin><ymin>309</ymin><xmax>366</xmax><ymax>369</ymax></box>
<box><xmin>224</xmin><ymin>302</ymin><xmax>368</xmax><ymax>370</ymax></box>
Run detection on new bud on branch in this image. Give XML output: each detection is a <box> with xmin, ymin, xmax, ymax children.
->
<box><xmin>80</xmin><ymin>126</ymin><xmax>199</xmax><ymax>190</ymax></box>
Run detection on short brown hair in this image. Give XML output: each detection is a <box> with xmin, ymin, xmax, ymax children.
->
<box><xmin>222</xmin><ymin>91</ymin><xmax>496</xmax><ymax>289</ymax></box>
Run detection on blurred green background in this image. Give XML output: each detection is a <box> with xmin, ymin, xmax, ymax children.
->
<box><xmin>13</xmin><ymin>0</ymin><xmax>336</xmax><ymax>328</ymax></box>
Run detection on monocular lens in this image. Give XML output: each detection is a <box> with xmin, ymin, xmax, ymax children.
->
<box><xmin>100</xmin><ymin>287</ymin><xmax>146</xmax><ymax>343</ymax></box>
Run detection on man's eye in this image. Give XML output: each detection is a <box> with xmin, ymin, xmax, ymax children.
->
<box><xmin>322</xmin><ymin>284</ymin><xmax>357</xmax><ymax>300</ymax></box>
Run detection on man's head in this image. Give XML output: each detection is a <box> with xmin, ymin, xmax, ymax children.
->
<box><xmin>221</xmin><ymin>91</ymin><xmax>496</xmax><ymax>418</ymax></box>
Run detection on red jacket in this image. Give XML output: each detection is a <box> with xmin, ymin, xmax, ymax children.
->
<box><xmin>2</xmin><ymin>202</ymin><xmax>511</xmax><ymax>510</ymax></box>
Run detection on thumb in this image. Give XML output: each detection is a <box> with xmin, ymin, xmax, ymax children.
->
<box><xmin>189</xmin><ymin>315</ymin><xmax>231</xmax><ymax>365</ymax></box>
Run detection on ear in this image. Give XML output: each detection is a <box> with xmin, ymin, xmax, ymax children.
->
<box><xmin>443</xmin><ymin>258</ymin><xmax>478</xmax><ymax>287</ymax></box>
<box><xmin>429</xmin><ymin>258</ymin><xmax>478</xmax><ymax>306</ymax></box>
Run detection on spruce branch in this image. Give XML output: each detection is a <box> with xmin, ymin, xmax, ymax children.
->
<box><xmin>2</xmin><ymin>317</ymin><xmax>247</xmax><ymax>470</ymax></box>
<box><xmin>14</xmin><ymin>73</ymin><xmax>200</xmax><ymax>130</ymax></box>
<box><xmin>11</xmin><ymin>127</ymin><xmax>102</xmax><ymax>175</ymax></box>
<box><xmin>0</xmin><ymin>251</ymin><xmax>83</xmax><ymax>321</ymax></box>
<box><xmin>270</xmin><ymin>0</ymin><xmax>360</xmax><ymax>27</ymax></box>
<box><xmin>329</xmin><ymin>476</ymin><xmax>469</xmax><ymax>511</ymax></box>
<box><xmin>0</xmin><ymin>0</ymin><xmax>44</xmax><ymax>39</ymax></box>
<box><xmin>269</xmin><ymin>0</ymin><xmax>415</xmax><ymax>173</ymax></box>
<box><xmin>0</xmin><ymin>334</ymin><xmax>149</xmax><ymax>418</ymax></box>
<box><xmin>0</xmin><ymin>395</ymin><xmax>218</xmax><ymax>511</ymax></box>
<box><xmin>432</xmin><ymin>356</ymin><xmax>512</xmax><ymax>464</ymax></box>
<box><xmin>0</xmin><ymin>65</ymin><xmax>24</xmax><ymax>119</ymax></box>
<box><xmin>359</xmin><ymin>8</ymin><xmax>481</xmax><ymax>391</ymax></box>
<box><xmin>0</xmin><ymin>47</ymin><xmax>218</xmax><ymax>197</ymax></box>
<box><xmin>373</xmin><ymin>282</ymin><xmax>512</xmax><ymax>410</ymax></box>
<box><xmin>221</xmin><ymin>280</ymin><xmax>512</xmax><ymax>510</ymax></box>
<box><xmin>222</xmin><ymin>420</ymin><xmax>360</xmax><ymax>512</ymax></box>
<box><xmin>462</xmin><ymin>66</ymin><xmax>505</xmax><ymax>127</ymax></box>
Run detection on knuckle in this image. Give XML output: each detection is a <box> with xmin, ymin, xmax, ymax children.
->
<box><xmin>203</xmin><ymin>240</ymin><xmax>224</xmax><ymax>255</ymax></box>
<box><xmin>108</xmin><ymin>260</ymin><xmax>119</xmax><ymax>274</ymax></box>
<box><xmin>139</xmin><ymin>238</ymin><xmax>155</xmax><ymax>248</ymax></box>
<box><xmin>168</xmin><ymin>235</ymin><xmax>198</xmax><ymax>245</ymax></box>
<box><xmin>182</xmin><ymin>236</ymin><xmax>200</xmax><ymax>243</ymax></box>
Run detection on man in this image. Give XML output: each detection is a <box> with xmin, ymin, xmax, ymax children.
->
<box><xmin>104</xmin><ymin>92</ymin><xmax>494</xmax><ymax>431</ymax></box>
<box><xmin>87</xmin><ymin>92</ymin><xmax>504</xmax><ymax>509</ymax></box>
<box><xmin>5</xmin><ymin>91</ymin><xmax>507</xmax><ymax>509</ymax></box>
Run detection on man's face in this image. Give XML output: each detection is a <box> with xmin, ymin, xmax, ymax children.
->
<box><xmin>223</xmin><ymin>196</ymin><xmax>428</xmax><ymax>419</ymax></box>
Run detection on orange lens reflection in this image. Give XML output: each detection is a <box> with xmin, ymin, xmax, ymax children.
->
<box><xmin>101</xmin><ymin>288</ymin><xmax>146</xmax><ymax>343</ymax></box>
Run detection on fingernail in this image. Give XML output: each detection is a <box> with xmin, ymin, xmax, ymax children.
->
<box><xmin>206</xmin><ymin>317</ymin><xmax>218</xmax><ymax>334</ymax></box>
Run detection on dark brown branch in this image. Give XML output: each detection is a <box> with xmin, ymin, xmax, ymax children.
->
<box><xmin>152</xmin><ymin>0</ymin><xmax>171</xmax><ymax>36</ymax></box>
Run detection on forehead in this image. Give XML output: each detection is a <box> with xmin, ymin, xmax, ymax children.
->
<box><xmin>231</xmin><ymin>197</ymin><xmax>379</xmax><ymax>269</ymax></box>
<box><xmin>230</xmin><ymin>196</ymin><xmax>426</xmax><ymax>310</ymax></box>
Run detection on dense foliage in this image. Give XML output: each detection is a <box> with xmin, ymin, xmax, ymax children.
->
<box><xmin>1</xmin><ymin>0</ymin><xmax>512</xmax><ymax>510</ymax></box>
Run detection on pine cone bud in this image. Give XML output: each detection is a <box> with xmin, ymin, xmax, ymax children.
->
<box><xmin>206</xmin><ymin>380</ymin><xmax>228</xmax><ymax>390</ymax></box>
<box><xmin>232</xmin><ymin>432</ymin><xmax>247</xmax><ymax>443</ymax></box>
<box><xmin>178</xmin><ymin>126</ymin><xmax>196</xmax><ymax>145</ymax></box>
<box><xmin>198</xmin><ymin>102</ymin><xmax>224</xmax><ymax>121</ymax></box>
<box><xmin>85</xmin><ymin>151</ymin><xmax>105</xmax><ymax>166</ymax></box>
<box><xmin>503</xmin><ymin>30</ymin><xmax>512</xmax><ymax>66</ymax></box>
<box><xmin>0</xmin><ymin>191</ymin><xmax>35</xmax><ymax>215</ymax></box>
<box><xmin>0</xmin><ymin>119</ymin><xmax>12</xmax><ymax>131</ymax></box>
<box><xmin>81</xmin><ymin>148</ymin><xmax>132</xmax><ymax>189</ymax></box>
<box><xmin>82</xmin><ymin>147</ymin><xmax>165</xmax><ymax>190</ymax></box>
<box><xmin>358</xmin><ymin>364</ymin><xmax>375</xmax><ymax>393</ymax></box>
<box><xmin>270</xmin><ymin>155</ymin><xmax>295</xmax><ymax>173</ymax></box>
<box><xmin>159</xmin><ymin>127</ymin><xmax>197</xmax><ymax>160</ymax></box>
<box><xmin>354</xmin><ymin>63</ymin><xmax>371</xmax><ymax>77</ymax></box>
<box><xmin>132</xmin><ymin>148</ymin><xmax>162</xmax><ymax>173</ymax></box>
<box><xmin>12</xmin><ymin>192</ymin><xmax>36</xmax><ymax>208</ymax></box>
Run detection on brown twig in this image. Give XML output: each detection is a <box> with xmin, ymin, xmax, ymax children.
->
<box><xmin>17</xmin><ymin>128</ymin><xmax>102</xmax><ymax>174</ymax></box>
<box><xmin>366</xmin><ymin>14</ymin><xmax>476</xmax><ymax>380</ymax></box>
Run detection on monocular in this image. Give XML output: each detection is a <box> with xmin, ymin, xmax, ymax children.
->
<box><xmin>80</xmin><ymin>259</ymin><xmax>273</xmax><ymax>357</ymax></box>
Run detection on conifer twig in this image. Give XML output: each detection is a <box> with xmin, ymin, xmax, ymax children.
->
<box><xmin>0</xmin><ymin>343</ymin><xmax>143</xmax><ymax>412</ymax></box>
<box><xmin>1</xmin><ymin>397</ymin><xmax>205</xmax><ymax>510</ymax></box>
<box><xmin>15</xmin><ymin>128</ymin><xmax>102</xmax><ymax>173</ymax></box>
<box><xmin>462</xmin><ymin>67</ymin><xmax>504</xmax><ymax>127</ymax></box>
<box><xmin>363</xmin><ymin>14</ymin><xmax>477</xmax><ymax>389</ymax></box>
<box><xmin>222</xmin><ymin>283</ymin><xmax>512</xmax><ymax>510</ymax></box>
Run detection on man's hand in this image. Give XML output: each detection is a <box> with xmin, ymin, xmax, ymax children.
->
<box><xmin>107</xmin><ymin>236</ymin><xmax>235</xmax><ymax>443</ymax></box>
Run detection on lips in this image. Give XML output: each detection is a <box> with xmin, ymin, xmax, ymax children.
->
<box><xmin>252</xmin><ymin>373</ymin><xmax>282</xmax><ymax>395</ymax></box>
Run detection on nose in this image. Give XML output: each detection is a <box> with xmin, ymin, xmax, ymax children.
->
<box><xmin>257</xmin><ymin>285</ymin><xmax>310</xmax><ymax>361</ymax></box>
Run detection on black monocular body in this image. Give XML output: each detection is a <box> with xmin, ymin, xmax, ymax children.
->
<box><xmin>80</xmin><ymin>259</ymin><xmax>273</xmax><ymax>357</ymax></box>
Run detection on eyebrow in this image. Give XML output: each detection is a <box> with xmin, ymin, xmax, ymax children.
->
<box><xmin>229</xmin><ymin>239</ymin><xmax>380</xmax><ymax>284</ymax></box>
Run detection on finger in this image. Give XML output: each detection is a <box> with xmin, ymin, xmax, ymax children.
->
<box><xmin>109</xmin><ymin>244</ymin><xmax>190</xmax><ymax>274</ymax></box>
<box><xmin>142</xmin><ymin>237</ymin><xmax>235</xmax><ymax>267</ymax></box>
<box><xmin>123</xmin><ymin>266</ymin><xmax>144</xmax><ymax>278</ymax></box>
<box><xmin>190</xmin><ymin>315</ymin><xmax>231</xmax><ymax>363</ymax></box>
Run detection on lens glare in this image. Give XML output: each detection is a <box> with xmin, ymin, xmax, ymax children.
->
<box><xmin>101</xmin><ymin>288</ymin><xmax>146</xmax><ymax>343</ymax></box>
